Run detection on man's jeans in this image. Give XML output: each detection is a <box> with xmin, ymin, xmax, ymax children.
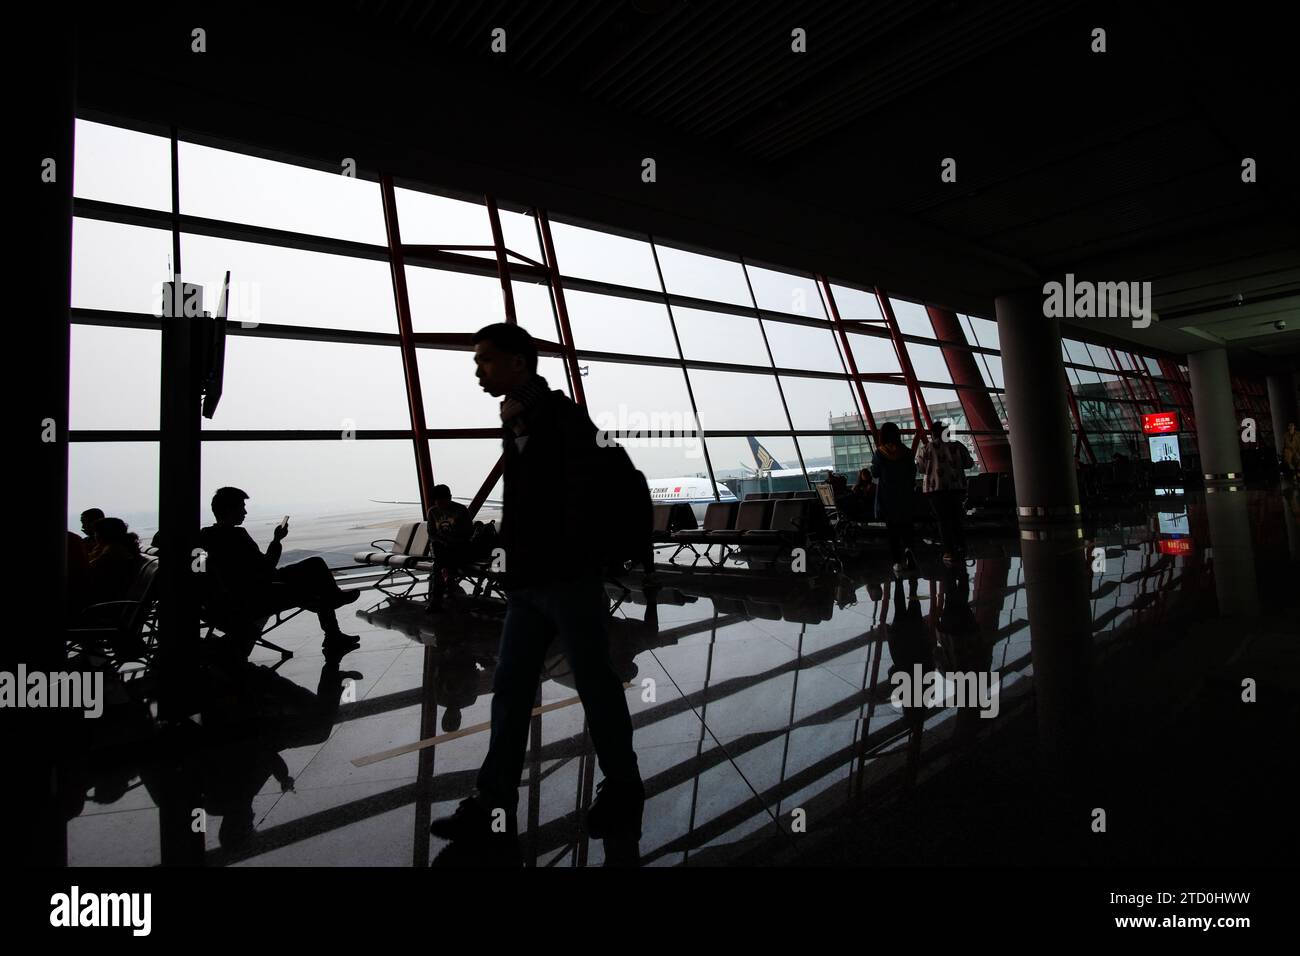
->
<box><xmin>475</xmin><ymin>574</ymin><xmax>639</xmax><ymax>812</ymax></box>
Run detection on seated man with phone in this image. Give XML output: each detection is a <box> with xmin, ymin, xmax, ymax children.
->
<box><xmin>199</xmin><ymin>486</ymin><xmax>362</xmax><ymax>655</ymax></box>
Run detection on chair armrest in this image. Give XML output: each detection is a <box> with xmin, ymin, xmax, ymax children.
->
<box><xmin>74</xmin><ymin>599</ymin><xmax>140</xmax><ymax>627</ymax></box>
<box><xmin>370</xmin><ymin>538</ymin><xmax>398</xmax><ymax>550</ymax></box>
<box><xmin>80</xmin><ymin>600</ymin><xmax>139</xmax><ymax>612</ymax></box>
<box><xmin>67</xmin><ymin>625</ymin><xmax>117</xmax><ymax>636</ymax></box>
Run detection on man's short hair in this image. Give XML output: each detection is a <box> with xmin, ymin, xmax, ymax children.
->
<box><xmin>472</xmin><ymin>323</ymin><xmax>537</xmax><ymax>373</ymax></box>
<box><xmin>81</xmin><ymin>508</ymin><xmax>105</xmax><ymax>522</ymax></box>
<box><xmin>212</xmin><ymin>486</ymin><xmax>249</xmax><ymax>515</ymax></box>
<box><xmin>432</xmin><ymin>484</ymin><xmax>452</xmax><ymax>501</ymax></box>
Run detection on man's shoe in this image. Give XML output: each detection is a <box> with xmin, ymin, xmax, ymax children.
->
<box><xmin>322</xmin><ymin>631</ymin><xmax>361</xmax><ymax>653</ymax></box>
<box><xmin>334</xmin><ymin>589</ymin><xmax>362</xmax><ymax>608</ymax></box>
<box><xmin>586</xmin><ymin>778</ymin><xmax>646</xmax><ymax>840</ymax></box>
<box><xmin>429</xmin><ymin>796</ymin><xmax>515</xmax><ymax>842</ymax></box>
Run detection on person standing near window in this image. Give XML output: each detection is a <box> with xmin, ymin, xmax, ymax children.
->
<box><xmin>917</xmin><ymin>420</ymin><xmax>975</xmax><ymax>566</ymax></box>
<box><xmin>871</xmin><ymin>422</ymin><xmax>918</xmax><ymax>577</ymax></box>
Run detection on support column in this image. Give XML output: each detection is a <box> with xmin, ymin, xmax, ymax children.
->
<box><xmin>1187</xmin><ymin>348</ymin><xmax>1243</xmax><ymax>482</ymax></box>
<box><xmin>23</xmin><ymin>11</ymin><xmax>75</xmax><ymax>868</ymax></box>
<box><xmin>994</xmin><ymin>290</ymin><xmax>1080</xmax><ymax>521</ymax></box>
<box><xmin>1266</xmin><ymin>372</ymin><xmax>1297</xmax><ymax>459</ymax></box>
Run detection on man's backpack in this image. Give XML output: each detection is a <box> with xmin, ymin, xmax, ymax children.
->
<box><xmin>593</xmin><ymin>441</ymin><xmax>653</xmax><ymax>575</ymax></box>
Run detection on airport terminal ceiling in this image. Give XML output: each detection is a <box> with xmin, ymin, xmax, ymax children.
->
<box><xmin>71</xmin><ymin>0</ymin><xmax>1300</xmax><ymax>362</ymax></box>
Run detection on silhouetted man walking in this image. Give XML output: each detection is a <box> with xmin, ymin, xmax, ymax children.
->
<box><xmin>429</xmin><ymin>324</ymin><xmax>644</xmax><ymax>852</ymax></box>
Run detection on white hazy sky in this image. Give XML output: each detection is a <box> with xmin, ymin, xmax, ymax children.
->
<box><xmin>69</xmin><ymin>119</ymin><xmax>996</xmax><ymax>534</ymax></box>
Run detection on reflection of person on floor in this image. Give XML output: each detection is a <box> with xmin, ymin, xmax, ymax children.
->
<box><xmin>429</xmin><ymin>323</ymin><xmax>644</xmax><ymax>854</ymax></box>
<box><xmin>935</xmin><ymin>567</ymin><xmax>992</xmax><ymax>744</ymax></box>
<box><xmin>427</xmin><ymin>484</ymin><xmax>472</xmax><ymax>612</ymax></box>
<box><xmin>204</xmin><ymin>655</ymin><xmax>361</xmax><ymax>849</ymax></box>
<box><xmin>885</xmin><ymin>575</ymin><xmax>929</xmax><ymax>786</ymax></box>
<box><xmin>434</xmin><ymin>647</ymin><xmax>484</xmax><ymax>733</ymax></box>
<box><xmin>199</xmin><ymin>487</ymin><xmax>361</xmax><ymax>656</ymax></box>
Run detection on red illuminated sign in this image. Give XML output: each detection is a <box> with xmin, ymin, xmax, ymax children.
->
<box><xmin>1142</xmin><ymin>412</ymin><xmax>1180</xmax><ymax>434</ymax></box>
<box><xmin>1157</xmin><ymin>538</ymin><xmax>1192</xmax><ymax>555</ymax></box>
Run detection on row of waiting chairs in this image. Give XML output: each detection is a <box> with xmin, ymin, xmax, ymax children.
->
<box><xmin>1078</xmin><ymin>459</ymin><xmax>1186</xmax><ymax>506</ymax></box>
<box><xmin>65</xmin><ymin>552</ymin><xmax>303</xmax><ymax>682</ymax></box>
<box><xmin>353</xmin><ymin>522</ymin><xmax>504</xmax><ymax>603</ymax></box>
<box><xmin>965</xmin><ymin>472</ymin><xmax>1016</xmax><ymax>512</ymax></box>
<box><xmin>653</xmin><ymin>496</ymin><xmax>832</xmax><ymax>568</ymax></box>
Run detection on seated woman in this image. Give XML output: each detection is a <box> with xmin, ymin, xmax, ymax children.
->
<box><xmin>837</xmin><ymin>468</ymin><xmax>876</xmax><ymax>522</ymax></box>
<box><xmin>78</xmin><ymin>518</ymin><xmax>149</xmax><ymax>662</ymax></box>
<box><xmin>850</xmin><ymin>468</ymin><xmax>877</xmax><ymax>517</ymax></box>
<box><xmin>85</xmin><ymin>518</ymin><xmax>145</xmax><ymax>608</ymax></box>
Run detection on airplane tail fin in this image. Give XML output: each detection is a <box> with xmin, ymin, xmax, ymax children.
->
<box><xmin>746</xmin><ymin>436</ymin><xmax>786</xmax><ymax>471</ymax></box>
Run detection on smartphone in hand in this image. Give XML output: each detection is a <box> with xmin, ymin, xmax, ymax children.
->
<box><xmin>278</xmin><ymin>515</ymin><xmax>290</xmax><ymax>530</ymax></box>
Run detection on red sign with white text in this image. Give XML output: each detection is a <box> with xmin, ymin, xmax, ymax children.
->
<box><xmin>1142</xmin><ymin>412</ymin><xmax>1180</xmax><ymax>434</ymax></box>
<box><xmin>1157</xmin><ymin>538</ymin><xmax>1192</xmax><ymax>555</ymax></box>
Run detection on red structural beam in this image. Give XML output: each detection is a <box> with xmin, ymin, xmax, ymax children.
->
<box><xmin>380</xmin><ymin>174</ymin><xmax>437</xmax><ymax>514</ymax></box>
<box><xmin>1064</xmin><ymin>385</ymin><xmax>1098</xmax><ymax>465</ymax></box>
<box><xmin>537</xmin><ymin>210</ymin><xmax>586</xmax><ymax>407</ymax></box>
<box><xmin>874</xmin><ymin>287</ymin><xmax>934</xmax><ymax>448</ymax></box>
<box><xmin>817</xmin><ymin>275</ymin><xmax>879</xmax><ymax>441</ymax></box>
<box><xmin>400</xmin><ymin>245</ymin><xmax>548</xmax><ymax>282</ymax></box>
<box><xmin>467</xmin><ymin>454</ymin><xmax>505</xmax><ymax>520</ymax></box>
<box><xmin>485</xmin><ymin>196</ymin><xmax>519</xmax><ymax>324</ymax></box>
<box><xmin>1157</xmin><ymin>356</ymin><xmax>1196</xmax><ymax>431</ymax></box>
<box><xmin>925</xmin><ymin>305</ymin><xmax>1013</xmax><ymax>472</ymax></box>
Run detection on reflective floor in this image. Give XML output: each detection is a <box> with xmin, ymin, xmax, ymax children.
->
<box><xmin>61</xmin><ymin>487</ymin><xmax>1300</xmax><ymax>866</ymax></box>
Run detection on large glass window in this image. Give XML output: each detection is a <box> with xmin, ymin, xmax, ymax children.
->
<box><xmin>74</xmin><ymin>120</ymin><xmax>172</xmax><ymax>211</ymax></box>
<box><xmin>72</xmin><ymin>219</ymin><xmax>173</xmax><ymax>315</ymax></box>
<box><xmin>208</xmin><ymin>338</ymin><xmax>411</xmax><ymax>431</ymax></box>
<box><xmin>548</xmin><ymin>220</ymin><xmax>660</xmax><ymax>291</ymax></box>
<box><xmin>69</xmin><ymin>442</ymin><xmax>160</xmax><ymax>535</ymax></box>
<box><xmin>406</xmin><ymin>267</ymin><xmax>511</xmax><ymax>333</ymax></box>
<box><xmin>582</xmin><ymin>361</ymin><xmax>697</xmax><ymax>436</ymax></box>
<box><xmin>566</xmin><ymin>290</ymin><xmax>678</xmax><ymax>358</ymax></box>
<box><xmin>674</xmin><ymin>307</ymin><xmax>772</xmax><ymax>366</ymax></box>
<box><xmin>73</xmin><ymin>116</ymin><xmax>1233</xmax><ymax>607</ymax></box>
<box><xmin>887</xmin><ymin>297</ymin><xmax>933</xmax><ymax>338</ymax></box>
<box><xmin>843</xmin><ymin>330</ymin><xmax>903</xmax><ymax>374</ymax></box>
<box><xmin>654</xmin><ymin>245</ymin><xmax>751</xmax><ymax>306</ymax></box>
<box><xmin>779</xmin><ymin>375</ymin><xmax>860</xmax><ymax>432</ymax></box>
<box><xmin>181</xmin><ymin>234</ymin><xmax>395</xmax><ymax>333</ymax></box>
<box><xmin>862</xmin><ymin>383</ymin><xmax>917</xmax><ymax>432</ymax></box>
<box><xmin>763</xmin><ymin>320</ymin><xmax>846</xmax><ymax>374</ymax></box>
<box><xmin>905</xmin><ymin>343</ymin><xmax>955</xmax><ymax>385</ymax></box>
<box><xmin>180</xmin><ymin>142</ymin><xmax>386</xmax><ymax>244</ymax></box>
<box><xmin>201</xmin><ymin>439</ymin><xmax>419</xmax><ymax>521</ymax></box>
<box><xmin>70</xmin><ymin>326</ymin><xmax>160</xmax><ymax>430</ymax></box>
<box><xmin>827</xmin><ymin>283</ymin><xmax>882</xmax><ymax>322</ymax></box>
<box><xmin>687</xmin><ymin>369</ymin><xmax>791</xmax><ymax>431</ymax></box>
<box><xmin>393</xmin><ymin>187</ymin><xmax>495</xmax><ymax>249</ymax></box>
<box><xmin>745</xmin><ymin>265</ymin><xmax>825</xmax><ymax>318</ymax></box>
